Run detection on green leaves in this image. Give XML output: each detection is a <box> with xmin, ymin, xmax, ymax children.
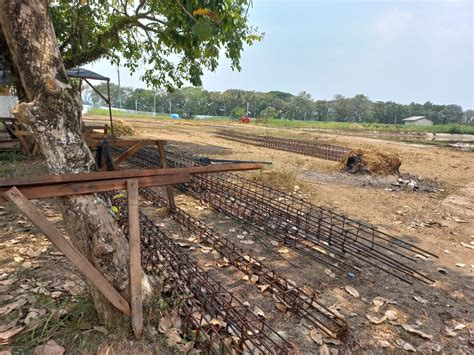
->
<box><xmin>51</xmin><ymin>0</ymin><xmax>262</xmax><ymax>90</ymax></box>
<box><xmin>192</xmin><ymin>21</ymin><xmax>212</xmax><ymax>41</ymax></box>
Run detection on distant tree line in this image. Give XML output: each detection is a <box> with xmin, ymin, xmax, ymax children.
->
<box><xmin>84</xmin><ymin>83</ymin><xmax>473</xmax><ymax>124</ymax></box>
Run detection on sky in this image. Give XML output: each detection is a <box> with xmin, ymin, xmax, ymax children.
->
<box><xmin>88</xmin><ymin>0</ymin><xmax>474</xmax><ymax>109</ymax></box>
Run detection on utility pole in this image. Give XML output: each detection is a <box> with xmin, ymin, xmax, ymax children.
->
<box><xmin>117</xmin><ymin>64</ymin><xmax>122</xmax><ymax>108</ymax></box>
<box><xmin>135</xmin><ymin>99</ymin><xmax>138</xmax><ymax>111</ymax></box>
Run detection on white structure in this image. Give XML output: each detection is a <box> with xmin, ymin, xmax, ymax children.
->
<box><xmin>0</xmin><ymin>95</ymin><xmax>17</xmax><ymax>119</ymax></box>
<box><xmin>402</xmin><ymin>116</ymin><xmax>433</xmax><ymax>126</ymax></box>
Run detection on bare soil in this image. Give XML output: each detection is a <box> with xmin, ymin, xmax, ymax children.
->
<box><xmin>1</xmin><ymin>116</ymin><xmax>472</xmax><ymax>354</ymax></box>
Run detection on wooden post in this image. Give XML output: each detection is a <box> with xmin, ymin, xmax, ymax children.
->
<box><xmin>3</xmin><ymin>187</ymin><xmax>131</xmax><ymax>316</ymax></box>
<box><xmin>157</xmin><ymin>141</ymin><xmax>176</xmax><ymax>211</ymax></box>
<box><xmin>127</xmin><ymin>179</ymin><xmax>143</xmax><ymax>338</ymax></box>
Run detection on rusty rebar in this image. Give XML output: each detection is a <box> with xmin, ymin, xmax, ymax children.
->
<box><xmin>114</xmin><ymin>146</ymin><xmax>435</xmax><ymax>284</ymax></box>
<box><xmin>140</xmin><ymin>187</ymin><xmax>348</xmax><ymax>339</ymax></box>
<box><xmin>114</xmin><ymin>198</ymin><xmax>294</xmax><ymax>354</ymax></box>
<box><xmin>214</xmin><ymin>130</ymin><xmax>351</xmax><ymax>162</ymax></box>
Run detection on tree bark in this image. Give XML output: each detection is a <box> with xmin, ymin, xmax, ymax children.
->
<box><xmin>0</xmin><ymin>0</ymin><xmax>130</xmax><ymax>327</ymax></box>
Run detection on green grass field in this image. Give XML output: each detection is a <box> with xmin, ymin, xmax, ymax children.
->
<box><xmin>86</xmin><ymin>108</ymin><xmax>170</xmax><ymax>120</ymax></box>
<box><xmin>254</xmin><ymin>119</ymin><xmax>474</xmax><ymax>135</ymax></box>
<box><xmin>86</xmin><ymin>108</ymin><xmax>474</xmax><ymax>135</ymax></box>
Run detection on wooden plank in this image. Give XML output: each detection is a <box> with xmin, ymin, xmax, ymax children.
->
<box><xmin>127</xmin><ymin>179</ymin><xmax>143</xmax><ymax>338</ymax></box>
<box><xmin>3</xmin><ymin>187</ymin><xmax>131</xmax><ymax>315</ymax></box>
<box><xmin>0</xmin><ymin>163</ymin><xmax>263</xmax><ymax>188</ymax></box>
<box><xmin>157</xmin><ymin>141</ymin><xmax>176</xmax><ymax>211</ymax></box>
<box><xmin>87</xmin><ymin>139</ymin><xmax>166</xmax><ymax>149</ymax></box>
<box><xmin>112</xmin><ymin>141</ymin><xmax>147</xmax><ymax>166</ymax></box>
<box><xmin>0</xmin><ymin>173</ymin><xmax>190</xmax><ymax>203</ymax></box>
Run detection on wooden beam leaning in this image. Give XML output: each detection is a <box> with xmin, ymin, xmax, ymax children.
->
<box><xmin>0</xmin><ymin>174</ymin><xmax>190</xmax><ymax>203</ymax></box>
<box><xmin>0</xmin><ymin>163</ymin><xmax>263</xmax><ymax>188</ymax></box>
<box><xmin>127</xmin><ymin>179</ymin><xmax>143</xmax><ymax>338</ymax></box>
<box><xmin>112</xmin><ymin>141</ymin><xmax>147</xmax><ymax>167</ymax></box>
<box><xmin>3</xmin><ymin>187</ymin><xmax>131</xmax><ymax>316</ymax></box>
<box><xmin>157</xmin><ymin>141</ymin><xmax>176</xmax><ymax>211</ymax></box>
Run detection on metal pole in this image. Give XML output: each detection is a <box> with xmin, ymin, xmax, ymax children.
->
<box><xmin>107</xmin><ymin>80</ymin><xmax>114</xmax><ymax>136</ymax></box>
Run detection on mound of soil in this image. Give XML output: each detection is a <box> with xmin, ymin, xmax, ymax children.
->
<box><xmin>113</xmin><ymin>119</ymin><xmax>136</xmax><ymax>136</ymax></box>
<box><xmin>340</xmin><ymin>148</ymin><xmax>401</xmax><ymax>175</ymax></box>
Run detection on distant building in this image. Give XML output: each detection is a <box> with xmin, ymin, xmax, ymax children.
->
<box><xmin>402</xmin><ymin>116</ymin><xmax>433</xmax><ymax>126</ymax></box>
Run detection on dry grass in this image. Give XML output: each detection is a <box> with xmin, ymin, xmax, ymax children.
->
<box><xmin>113</xmin><ymin>119</ymin><xmax>137</xmax><ymax>137</ymax></box>
<box><xmin>250</xmin><ymin>168</ymin><xmax>299</xmax><ymax>192</ymax></box>
<box><xmin>339</xmin><ymin>148</ymin><xmax>401</xmax><ymax>175</ymax></box>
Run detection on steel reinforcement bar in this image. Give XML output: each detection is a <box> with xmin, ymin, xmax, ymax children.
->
<box><xmin>115</xmin><ymin>146</ymin><xmax>435</xmax><ymax>284</ymax></box>
<box><xmin>114</xmin><ymin>198</ymin><xmax>293</xmax><ymax>354</ymax></box>
<box><xmin>139</xmin><ymin>187</ymin><xmax>348</xmax><ymax>339</ymax></box>
<box><xmin>214</xmin><ymin>130</ymin><xmax>351</xmax><ymax>162</ymax></box>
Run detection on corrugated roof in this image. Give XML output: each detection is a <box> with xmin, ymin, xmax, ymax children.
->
<box><xmin>0</xmin><ymin>65</ymin><xmax>109</xmax><ymax>86</ymax></box>
<box><xmin>66</xmin><ymin>68</ymin><xmax>109</xmax><ymax>81</ymax></box>
<box><xmin>402</xmin><ymin>116</ymin><xmax>428</xmax><ymax>121</ymax></box>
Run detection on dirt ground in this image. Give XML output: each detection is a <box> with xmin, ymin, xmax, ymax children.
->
<box><xmin>1</xmin><ymin>116</ymin><xmax>472</xmax><ymax>354</ymax></box>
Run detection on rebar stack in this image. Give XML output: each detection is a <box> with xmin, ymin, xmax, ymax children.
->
<box><xmin>115</xmin><ymin>199</ymin><xmax>293</xmax><ymax>354</ymax></box>
<box><xmin>116</xmin><ymin>146</ymin><xmax>435</xmax><ymax>284</ymax></box>
<box><xmin>140</xmin><ymin>187</ymin><xmax>348</xmax><ymax>339</ymax></box>
<box><xmin>215</xmin><ymin>130</ymin><xmax>351</xmax><ymax>162</ymax></box>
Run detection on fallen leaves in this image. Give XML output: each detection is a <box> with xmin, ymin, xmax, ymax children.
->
<box><xmin>33</xmin><ymin>340</ymin><xmax>65</xmax><ymax>355</ymax></box>
<box><xmin>344</xmin><ymin>286</ymin><xmax>359</xmax><ymax>298</ymax></box>
<box><xmin>309</xmin><ymin>328</ymin><xmax>323</xmax><ymax>345</ymax></box>
<box><xmin>0</xmin><ymin>327</ymin><xmax>23</xmax><ymax>345</ymax></box>
<box><xmin>413</xmin><ymin>295</ymin><xmax>428</xmax><ymax>304</ymax></box>
<box><xmin>401</xmin><ymin>324</ymin><xmax>433</xmax><ymax>340</ymax></box>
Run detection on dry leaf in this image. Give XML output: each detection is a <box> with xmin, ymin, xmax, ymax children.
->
<box><xmin>454</xmin><ymin>324</ymin><xmax>466</xmax><ymax>330</ymax></box>
<box><xmin>250</xmin><ymin>275</ymin><xmax>259</xmax><ymax>284</ymax></box>
<box><xmin>158</xmin><ymin>314</ymin><xmax>173</xmax><ymax>334</ymax></box>
<box><xmin>455</xmin><ymin>263</ymin><xmax>465</xmax><ymax>268</ymax></box>
<box><xmin>33</xmin><ymin>340</ymin><xmax>65</xmax><ymax>355</ymax></box>
<box><xmin>216</xmin><ymin>259</ymin><xmax>229</xmax><ymax>268</ymax></box>
<box><xmin>324</xmin><ymin>269</ymin><xmax>335</xmax><ymax>278</ymax></box>
<box><xmin>270</xmin><ymin>241</ymin><xmax>279</xmax><ymax>246</ymax></box>
<box><xmin>240</xmin><ymin>240</ymin><xmax>255</xmax><ymax>245</ymax></box>
<box><xmin>210</xmin><ymin>318</ymin><xmax>225</xmax><ymax>328</ymax></box>
<box><xmin>344</xmin><ymin>286</ymin><xmax>359</xmax><ymax>298</ymax></box>
<box><xmin>0</xmin><ymin>299</ymin><xmax>27</xmax><ymax>316</ymax></box>
<box><xmin>413</xmin><ymin>296</ymin><xmax>428</xmax><ymax>304</ymax></box>
<box><xmin>0</xmin><ymin>327</ymin><xmax>23</xmax><ymax>345</ymax></box>
<box><xmin>402</xmin><ymin>342</ymin><xmax>416</xmax><ymax>352</ymax></box>
<box><xmin>277</xmin><ymin>247</ymin><xmax>290</xmax><ymax>254</ymax></box>
<box><xmin>236</xmin><ymin>234</ymin><xmax>245</xmax><ymax>239</ymax></box>
<box><xmin>445</xmin><ymin>327</ymin><xmax>456</xmax><ymax>337</ymax></box>
<box><xmin>254</xmin><ymin>306</ymin><xmax>265</xmax><ymax>319</ymax></box>
<box><xmin>176</xmin><ymin>340</ymin><xmax>195</xmax><ymax>353</ymax></box>
<box><xmin>275</xmin><ymin>302</ymin><xmax>288</xmax><ymax>312</ymax></box>
<box><xmin>257</xmin><ymin>284</ymin><xmax>270</xmax><ymax>293</ymax></box>
<box><xmin>229</xmin><ymin>228</ymin><xmax>236</xmax><ymax>233</ymax></box>
<box><xmin>0</xmin><ymin>277</ymin><xmax>17</xmax><ymax>287</ymax></box>
<box><xmin>171</xmin><ymin>311</ymin><xmax>182</xmax><ymax>331</ymax></box>
<box><xmin>372</xmin><ymin>296</ymin><xmax>386</xmax><ymax>311</ymax></box>
<box><xmin>366</xmin><ymin>314</ymin><xmax>387</xmax><ymax>324</ymax></box>
<box><xmin>385</xmin><ymin>309</ymin><xmax>398</xmax><ymax>321</ymax></box>
<box><xmin>401</xmin><ymin>324</ymin><xmax>433</xmax><ymax>340</ymax></box>
<box><xmin>241</xmin><ymin>275</ymin><xmax>249</xmax><ymax>281</ymax></box>
<box><xmin>309</xmin><ymin>329</ymin><xmax>323</xmax><ymax>345</ymax></box>
<box><xmin>319</xmin><ymin>344</ymin><xmax>330</xmax><ymax>355</ymax></box>
<box><xmin>165</xmin><ymin>329</ymin><xmax>182</xmax><ymax>347</ymax></box>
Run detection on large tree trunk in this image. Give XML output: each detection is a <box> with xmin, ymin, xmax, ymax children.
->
<box><xmin>0</xmin><ymin>1</ymin><xmax>130</xmax><ymax>327</ymax></box>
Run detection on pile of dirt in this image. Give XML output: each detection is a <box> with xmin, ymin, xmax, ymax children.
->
<box><xmin>113</xmin><ymin>119</ymin><xmax>136</xmax><ymax>136</ymax></box>
<box><xmin>340</xmin><ymin>148</ymin><xmax>401</xmax><ymax>175</ymax></box>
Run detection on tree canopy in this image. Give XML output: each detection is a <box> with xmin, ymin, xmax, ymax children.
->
<box><xmin>1</xmin><ymin>0</ymin><xmax>261</xmax><ymax>91</ymax></box>
<box><xmin>84</xmin><ymin>83</ymin><xmax>471</xmax><ymax>124</ymax></box>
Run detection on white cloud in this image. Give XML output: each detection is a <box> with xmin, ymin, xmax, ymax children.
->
<box><xmin>374</xmin><ymin>8</ymin><xmax>414</xmax><ymax>44</ymax></box>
